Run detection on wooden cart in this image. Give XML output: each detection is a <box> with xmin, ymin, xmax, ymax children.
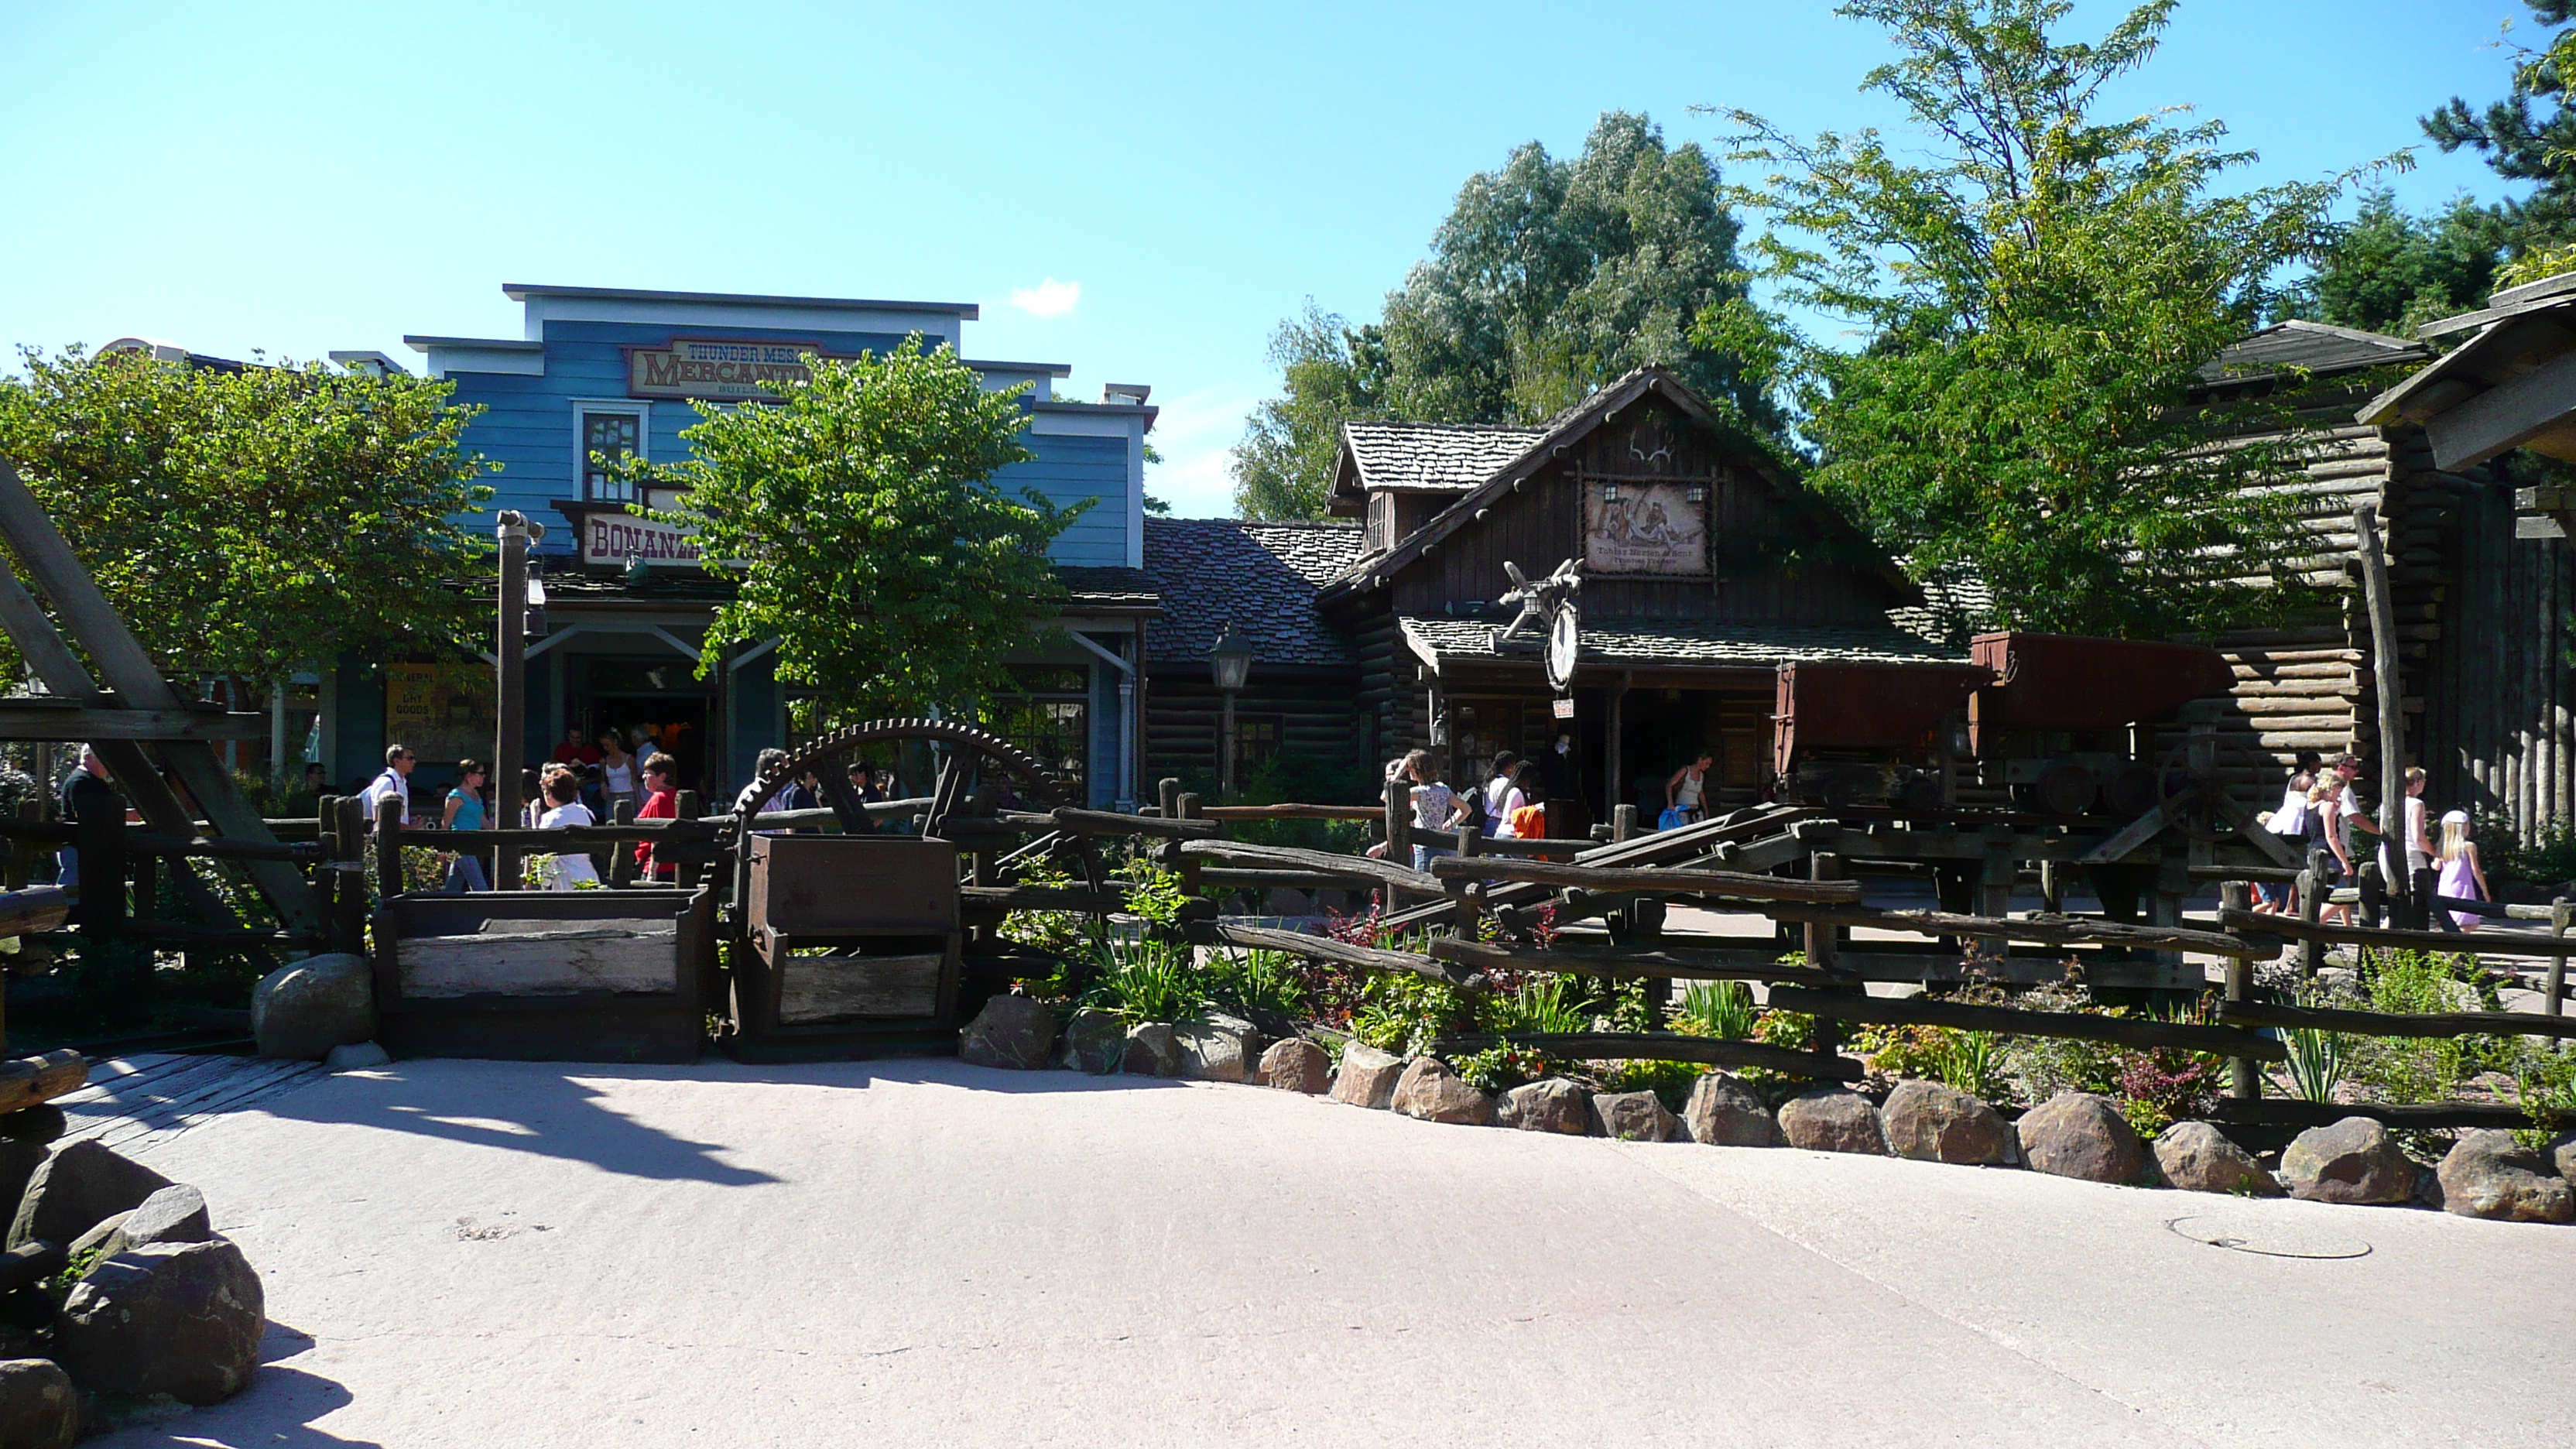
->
<box><xmin>728</xmin><ymin>834</ymin><xmax>964</xmax><ymax>1062</ymax></box>
<box><xmin>369</xmin><ymin>888</ymin><xmax>714</xmax><ymax>1063</ymax></box>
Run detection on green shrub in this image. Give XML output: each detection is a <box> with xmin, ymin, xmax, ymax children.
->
<box><xmin>1201</xmin><ymin>947</ymin><xmax>1304</xmax><ymax>1019</ymax></box>
<box><xmin>2282</xmin><ymin>1028</ymin><xmax>2350</xmax><ymax>1104</ymax></box>
<box><xmin>1085</xmin><ymin>937</ymin><xmax>1204</xmax><ymax>1023</ymax></box>
<box><xmin>1673</xmin><ymin>980</ymin><xmax>1758</xmax><ymax>1040</ymax></box>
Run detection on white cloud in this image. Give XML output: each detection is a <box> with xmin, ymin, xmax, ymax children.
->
<box><xmin>1007</xmin><ymin>278</ymin><xmax>1081</xmax><ymax>318</ymax></box>
<box><xmin>1145</xmin><ymin>385</ymin><xmax>1256</xmax><ymax>518</ymax></box>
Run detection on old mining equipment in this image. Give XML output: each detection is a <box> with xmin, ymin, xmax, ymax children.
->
<box><xmin>1965</xmin><ymin>632</ymin><xmax>2237</xmax><ymax>818</ymax></box>
<box><xmin>1767</xmin><ymin>632</ymin><xmax>2235</xmax><ymax>817</ymax></box>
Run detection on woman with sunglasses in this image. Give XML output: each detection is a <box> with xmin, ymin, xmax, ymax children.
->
<box><xmin>440</xmin><ymin>759</ymin><xmax>491</xmax><ymax>892</ymax></box>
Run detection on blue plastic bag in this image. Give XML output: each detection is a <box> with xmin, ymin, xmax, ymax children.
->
<box><xmin>1657</xmin><ymin>807</ymin><xmax>1688</xmax><ymax>831</ymax></box>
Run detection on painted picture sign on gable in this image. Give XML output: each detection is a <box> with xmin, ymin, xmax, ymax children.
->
<box><xmin>625</xmin><ymin>338</ymin><xmax>848</xmax><ymax>400</ymax></box>
<box><xmin>1583</xmin><ymin>480</ymin><xmax>1708</xmax><ymax>576</ymax></box>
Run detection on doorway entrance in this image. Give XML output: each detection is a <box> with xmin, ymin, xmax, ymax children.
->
<box><xmin>591</xmin><ymin>696</ymin><xmax>710</xmax><ymax>791</ymax></box>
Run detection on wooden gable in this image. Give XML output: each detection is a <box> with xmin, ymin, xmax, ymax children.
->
<box><xmin>1369</xmin><ymin>378</ymin><xmax>1912</xmax><ymax>626</ymax></box>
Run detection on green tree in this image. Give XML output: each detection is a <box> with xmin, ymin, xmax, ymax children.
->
<box><xmin>0</xmin><ymin>345</ymin><xmax>494</xmax><ymax>690</ymax></box>
<box><xmin>1724</xmin><ymin>0</ymin><xmax>2365</xmax><ymax>639</ymax></box>
<box><xmin>1232</xmin><ymin>302</ymin><xmax>1392</xmax><ymax>520</ymax></box>
<box><xmin>637</xmin><ymin>338</ymin><xmax>1083</xmax><ymax>721</ymax></box>
<box><xmin>2423</xmin><ymin>2</ymin><xmax>2576</xmax><ymax>270</ymax></box>
<box><xmin>2280</xmin><ymin>189</ymin><xmax>2505</xmax><ymax>336</ymax></box>
<box><xmin>1231</xmin><ymin>111</ymin><xmax>1780</xmax><ymax>519</ymax></box>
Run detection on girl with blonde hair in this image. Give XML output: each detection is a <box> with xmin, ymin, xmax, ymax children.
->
<box><xmin>2437</xmin><ymin>810</ymin><xmax>2491</xmax><ymax>930</ymax></box>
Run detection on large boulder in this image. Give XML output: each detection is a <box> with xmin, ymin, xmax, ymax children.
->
<box><xmin>1328</xmin><ymin>1043</ymin><xmax>1406</xmax><ymax>1109</ymax></box>
<box><xmin>2549</xmin><ymin>1132</ymin><xmax>2576</xmax><ymax>1187</ymax></box>
<box><xmin>1122</xmin><ymin>1023</ymin><xmax>1183</xmax><ymax>1077</ymax></box>
<box><xmin>325</xmin><ymin>1040</ymin><xmax>392</xmax><ymax>1072</ymax></box>
<box><xmin>0</xmin><ymin>1142</ymin><xmax>44</xmax><ymax>1242</ymax></box>
<box><xmin>1171</xmin><ymin>1013</ymin><xmax>1260</xmax><ymax>1083</ymax></box>
<box><xmin>94</xmin><ymin>1184</ymin><xmax>212</xmax><ymax>1261</ymax></box>
<box><xmin>1390</xmin><ymin>1058</ymin><xmax>1494</xmax><ymax>1126</ymax></box>
<box><xmin>1681</xmin><ymin>1073</ymin><xmax>1780</xmax><ymax>1147</ymax></box>
<box><xmin>2017</xmin><ymin>1094</ymin><xmax>2146</xmax><ymax>1185</ymax></box>
<box><xmin>1590</xmin><ymin>1091</ymin><xmax>1680</xmax><ymax>1142</ymax></box>
<box><xmin>1058</xmin><ymin>1009</ymin><xmax>1127</xmax><ymax>1075</ymax></box>
<box><xmin>251</xmin><ymin>952</ymin><xmax>375</xmax><ymax>1061</ymax></box>
<box><xmin>1497</xmin><ymin>1078</ymin><xmax>1592</xmax><ymax>1135</ymax></box>
<box><xmin>1881</xmin><ymin>1081</ymin><xmax>2010</xmax><ymax>1165</ymax></box>
<box><xmin>0</xmin><ymin>1358</ymin><xmax>76</xmax><ymax>1448</ymax></box>
<box><xmin>2437</xmin><ymin>1130</ymin><xmax>2576</xmax><ymax>1223</ymax></box>
<box><xmin>1777</xmin><ymin>1088</ymin><xmax>1889</xmax><ymax>1156</ymax></box>
<box><xmin>2281</xmin><ymin>1117</ymin><xmax>2417</xmax><ymax>1205</ymax></box>
<box><xmin>957</xmin><ymin>995</ymin><xmax>1057</xmax><ymax>1070</ymax></box>
<box><xmin>55</xmin><ymin>1238</ymin><xmax>263</xmax><ymax>1405</ymax></box>
<box><xmin>2153</xmin><ymin>1122</ymin><xmax>2282</xmax><ymax>1196</ymax></box>
<box><xmin>8</xmin><ymin>1140</ymin><xmax>172</xmax><ymax>1251</ymax></box>
<box><xmin>1256</xmin><ymin>1039</ymin><xmax>1331</xmax><ymax>1094</ymax></box>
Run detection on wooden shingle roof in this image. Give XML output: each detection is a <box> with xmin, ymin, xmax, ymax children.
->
<box><xmin>1140</xmin><ymin>519</ymin><xmax>1363</xmax><ymax>669</ymax></box>
<box><xmin>1341</xmin><ymin>422</ymin><xmax>1551</xmax><ymax>492</ymax></box>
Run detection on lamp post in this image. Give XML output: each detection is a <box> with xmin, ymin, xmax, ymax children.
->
<box><xmin>495</xmin><ymin>510</ymin><xmax>546</xmax><ymax>889</ymax></box>
<box><xmin>1208</xmin><ymin>621</ymin><xmax>1252</xmax><ymax>800</ymax></box>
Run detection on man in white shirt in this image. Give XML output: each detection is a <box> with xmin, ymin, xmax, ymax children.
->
<box><xmin>361</xmin><ymin>745</ymin><xmax>417</xmax><ymax>828</ymax></box>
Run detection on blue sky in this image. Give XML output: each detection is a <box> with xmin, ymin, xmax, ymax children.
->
<box><xmin>0</xmin><ymin>1</ymin><xmax>2543</xmax><ymax>516</ymax></box>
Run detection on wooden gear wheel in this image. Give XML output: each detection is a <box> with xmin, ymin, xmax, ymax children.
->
<box><xmin>730</xmin><ymin>717</ymin><xmax>1115</xmax><ymax>938</ymax></box>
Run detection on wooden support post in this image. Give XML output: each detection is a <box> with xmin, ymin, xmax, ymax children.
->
<box><xmin>2148</xmin><ymin>851</ymin><xmax>2187</xmax><ymax>977</ymax></box>
<box><xmin>608</xmin><ymin>798</ymin><xmax>639</xmax><ymax>889</ymax></box>
<box><xmin>1157</xmin><ymin>777</ymin><xmax>1180</xmax><ymax>821</ymax></box>
<box><xmin>71</xmin><ymin>788</ymin><xmax>126</xmax><ymax>934</ymax></box>
<box><xmin>2358</xmin><ymin>859</ymin><xmax>2386</xmax><ymax>933</ymax></box>
<box><xmin>2297</xmin><ymin>865</ymin><xmax>2324</xmax><ymax>979</ymax></box>
<box><xmin>2040</xmin><ymin>858</ymin><xmax>2065</xmax><ymax>915</ymax></box>
<box><xmin>2220</xmin><ymin>881</ymin><xmax>2259</xmax><ymax>1101</ymax></box>
<box><xmin>2352</xmin><ymin>505</ymin><xmax>2410</xmax><ymax>928</ymax></box>
<box><xmin>1172</xmin><ymin>792</ymin><xmax>1205</xmax><ymax>899</ymax></box>
<box><xmin>1382</xmin><ymin>776</ymin><xmax>1411</xmax><ymax>913</ymax></box>
<box><xmin>1979</xmin><ymin>837</ymin><xmax>2015</xmax><ymax>920</ymax></box>
<box><xmin>672</xmin><ymin>790</ymin><xmax>703</xmax><ymax>892</ymax></box>
<box><xmin>1605</xmin><ymin>674</ymin><xmax>1628</xmax><ymax>822</ymax></box>
<box><xmin>1805</xmin><ymin>851</ymin><xmax>1846</xmax><ymax>1067</ymax></box>
<box><xmin>374</xmin><ymin>793</ymin><xmax>404</xmax><ymax>903</ymax></box>
<box><xmin>333</xmin><ymin>796</ymin><xmax>368</xmax><ymax>951</ymax></box>
<box><xmin>1450</xmin><ymin>824</ymin><xmax>1483</xmax><ymax>937</ymax></box>
<box><xmin>2550</xmin><ymin>898</ymin><xmax>2571</xmax><ymax>1019</ymax></box>
<box><xmin>1612</xmin><ymin>803</ymin><xmax>1638</xmax><ymax>844</ymax></box>
<box><xmin>128</xmin><ymin>842</ymin><xmax>156</xmax><ymax>926</ymax></box>
<box><xmin>494</xmin><ymin>512</ymin><xmax>532</xmax><ymax>889</ymax></box>
<box><xmin>2410</xmin><ymin>865</ymin><xmax>2444</xmax><ymax>933</ymax></box>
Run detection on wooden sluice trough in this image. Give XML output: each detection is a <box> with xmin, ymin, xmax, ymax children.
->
<box><xmin>368</xmin><ymin>889</ymin><xmax>715</xmax><ymax>1064</ymax></box>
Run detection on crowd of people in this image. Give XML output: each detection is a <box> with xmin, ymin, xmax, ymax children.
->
<box><xmin>2254</xmin><ymin>750</ymin><xmax>2493</xmax><ymax>928</ymax></box>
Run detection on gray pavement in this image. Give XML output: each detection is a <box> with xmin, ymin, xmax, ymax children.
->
<box><xmin>94</xmin><ymin>1057</ymin><xmax>2576</xmax><ymax>1448</ymax></box>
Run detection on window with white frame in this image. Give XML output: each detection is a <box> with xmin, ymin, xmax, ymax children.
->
<box><xmin>574</xmin><ymin>402</ymin><xmax>648</xmax><ymax>502</ymax></box>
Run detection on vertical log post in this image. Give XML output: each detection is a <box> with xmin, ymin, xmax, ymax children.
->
<box><xmin>1449</xmin><ymin>823</ymin><xmax>1482</xmax><ymax>938</ymax></box>
<box><xmin>334</xmin><ymin>795</ymin><xmax>368</xmax><ymax>951</ymax></box>
<box><xmin>2297</xmin><ymin>865</ymin><xmax>2324</xmax><ymax>978</ymax></box>
<box><xmin>1804</xmin><ymin>851</ymin><xmax>1846</xmax><ymax>1069</ymax></box>
<box><xmin>608</xmin><ymin>798</ymin><xmax>639</xmax><ymax>889</ymax></box>
<box><xmin>374</xmin><ymin>793</ymin><xmax>405</xmax><ymax>903</ymax></box>
<box><xmin>1156</xmin><ymin>776</ymin><xmax>1180</xmax><ymax>821</ymax></box>
<box><xmin>1170</xmin><ymin>792</ymin><xmax>1205</xmax><ymax>900</ymax></box>
<box><xmin>1612</xmin><ymin>803</ymin><xmax>1637</xmax><ymax>844</ymax></box>
<box><xmin>1382</xmin><ymin>775</ymin><xmax>1411</xmax><ymax>913</ymax></box>
<box><xmin>3</xmin><ymin>798</ymin><xmax>31</xmax><ymax>892</ymax></box>
<box><xmin>72</xmin><ymin>787</ymin><xmax>127</xmax><ymax>935</ymax></box>
<box><xmin>2220</xmin><ymin>881</ymin><xmax>2259</xmax><ymax>1101</ymax></box>
<box><xmin>2040</xmin><ymin>858</ymin><xmax>2065</xmax><ymax>915</ymax></box>
<box><xmin>2550</xmin><ymin>896</ymin><xmax>2571</xmax><ymax>1019</ymax></box>
<box><xmin>494</xmin><ymin>511</ymin><xmax>540</xmax><ymax>893</ymax></box>
<box><xmin>2357</xmin><ymin>859</ymin><xmax>2385</xmax><ymax>933</ymax></box>
<box><xmin>672</xmin><ymin>790</ymin><xmax>703</xmax><ymax>892</ymax></box>
<box><xmin>311</xmin><ymin>795</ymin><xmax>340</xmax><ymax>947</ymax></box>
<box><xmin>2353</xmin><ymin>504</ymin><xmax>2409</xmax><ymax>913</ymax></box>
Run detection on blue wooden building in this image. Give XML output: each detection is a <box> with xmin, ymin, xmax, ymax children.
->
<box><xmin>323</xmin><ymin>283</ymin><xmax>1157</xmax><ymax>809</ymax></box>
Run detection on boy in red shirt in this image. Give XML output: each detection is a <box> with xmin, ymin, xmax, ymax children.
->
<box><xmin>632</xmin><ymin>755</ymin><xmax>680</xmax><ymax>881</ymax></box>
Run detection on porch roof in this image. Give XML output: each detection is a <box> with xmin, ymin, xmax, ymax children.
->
<box><xmin>1397</xmin><ymin>614</ymin><xmax>1963</xmax><ymax>677</ymax></box>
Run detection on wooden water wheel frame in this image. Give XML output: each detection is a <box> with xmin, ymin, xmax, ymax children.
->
<box><xmin>728</xmin><ymin>717</ymin><xmax>1115</xmax><ymax>944</ymax></box>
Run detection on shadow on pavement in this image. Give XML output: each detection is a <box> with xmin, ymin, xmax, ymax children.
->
<box><xmin>97</xmin><ymin>1365</ymin><xmax>379</xmax><ymax>1449</ymax></box>
<box><xmin>248</xmin><ymin>1056</ymin><xmax>1198</xmax><ymax>1184</ymax></box>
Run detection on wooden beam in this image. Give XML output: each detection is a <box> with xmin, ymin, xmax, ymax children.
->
<box><xmin>0</xmin><ymin>1050</ymin><xmax>87</xmax><ymax>1115</ymax></box>
<box><xmin>1766</xmin><ymin>986</ymin><xmax>2286</xmax><ymax>1061</ymax></box>
<box><xmin>0</xmin><ymin>703</ymin><xmax>271</xmax><ymax>742</ymax></box>
<box><xmin>1427</xmin><ymin>855</ymin><xmax>1864</xmax><ymax>904</ymax></box>
<box><xmin>2218</xmin><ymin>906</ymin><xmax>2576</xmax><ymax>957</ymax></box>
<box><xmin>1196</xmin><ymin>803</ymin><xmax>1385</xmax><ymax>823</ymax></box>
<box><xmin>1763</xmin><ymin>903</ymin><xmax>2265</xmax><ymax>957</ymax></box>
<box><xmin>1430</xmin><ymin>936</ymin><xmax>1841</xmax><ymax>985</ymax></box>
<box><xmin>2219</xmin><ymin>999</ymin><xmax>2576</xmax><ymax>1042</ymax></box>
<box><xmin>1430</xmin><ymin>1031</ymin><xmax>1864</xmax><ymax>1081</ymax></box>
<box><xmin>2425</xmin><ymin>346</ymin><xmax>2576</xmax><ymax>470</ymax></box>
<box><xmin>1179</xmin><ymin>839</ymin><xmax>1440</xmax><ymax>894</ymax></box>
<box><xmin>0</xmin><ymin>887</ymin><xmax>67</xmax><ymax>939</ymax></box>
<box><xmin>1210</xmin><ymin>921</ymin><xmax>1480</xmax><ymax>989</ymax></box>
<box><xmin>1049</xmin><ymin>806</ymin><xmax>1218</xmax><ymax>840</ymax></box>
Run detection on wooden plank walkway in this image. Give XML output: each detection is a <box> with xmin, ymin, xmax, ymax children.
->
<box><xmin>55</xmin><ymin>1052</ymin><xmax>334</xmax><ymax>1156</ymax></box>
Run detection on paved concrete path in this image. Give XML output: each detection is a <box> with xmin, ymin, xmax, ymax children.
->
<box><xmin>91</xmin><ymin>1058</ymin><xmax>2576</xmax><ymax>1447</ymax></box>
